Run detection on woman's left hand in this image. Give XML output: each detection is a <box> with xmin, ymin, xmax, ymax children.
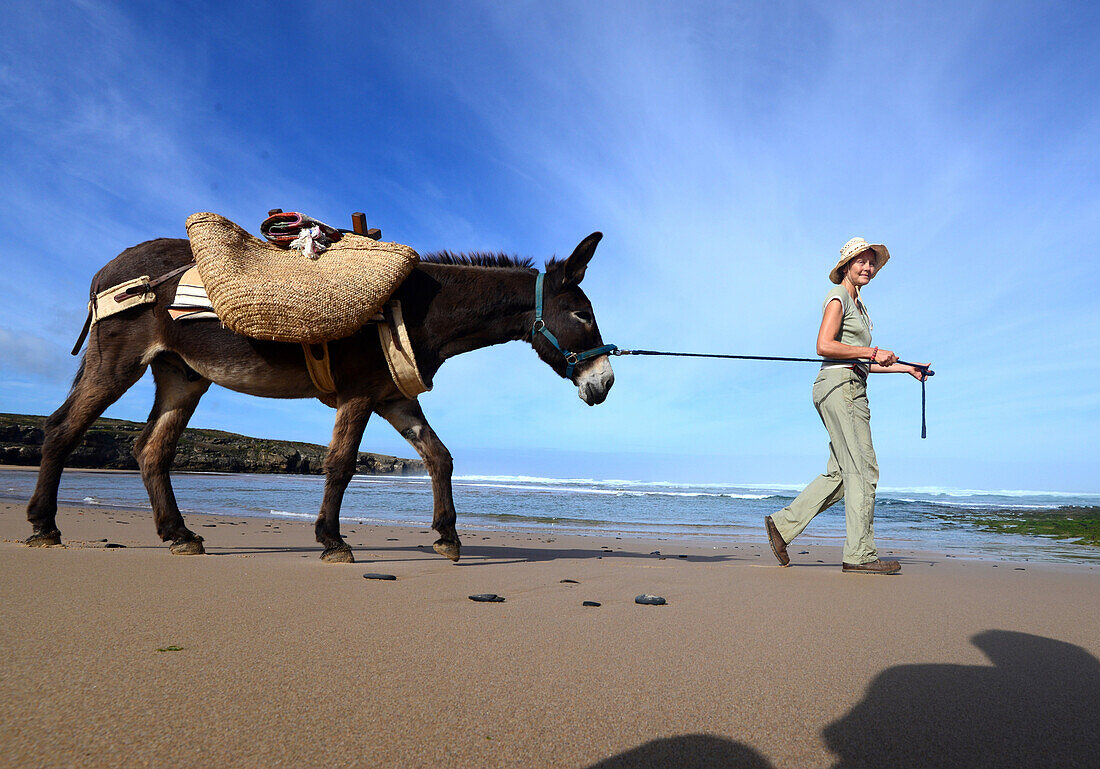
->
<box><xmin>908</xmin><ymin>363</ymin><xmax>931</xmax><ymax>381</ymax></box>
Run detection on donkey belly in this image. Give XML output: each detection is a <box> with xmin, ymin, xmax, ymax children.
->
<box><xmin>170</xmin><ymin>322</ymin><xmax>319</xmax><ymax>399</ymax></box>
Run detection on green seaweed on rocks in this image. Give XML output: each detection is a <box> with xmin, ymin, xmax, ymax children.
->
<box><xmin>965</xmin><ymin>506</ymin><xmax>1100</xmax><ymax>547</ymax></box>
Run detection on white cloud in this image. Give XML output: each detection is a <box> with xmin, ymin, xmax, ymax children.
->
<box><xmin>0</xmin><ymin>326</ymin><xmax>80</xmax><ymax>383</ymax></box>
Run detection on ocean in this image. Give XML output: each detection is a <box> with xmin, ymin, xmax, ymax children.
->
<box><xmin>3</xmin><ymin>467</ymin><xmax>1098</xmax><ymax>564</ymax></box>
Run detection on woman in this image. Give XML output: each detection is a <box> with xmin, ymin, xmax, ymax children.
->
<box><xmin>764</xmin><ymin>237</ymin><xmax>927</xmax><ymax>574</ymax></box>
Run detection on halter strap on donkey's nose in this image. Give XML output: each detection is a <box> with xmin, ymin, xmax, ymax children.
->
<box><xmin>533</xmin><ymin>272</ymin><xmax>617</xmax><ymax>380</ymax></box>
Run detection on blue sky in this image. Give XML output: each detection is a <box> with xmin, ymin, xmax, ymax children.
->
<box><xmin>1</xmin><ymin>0</ymin><xmax>1097</xmax><ymax>491</ymax></box>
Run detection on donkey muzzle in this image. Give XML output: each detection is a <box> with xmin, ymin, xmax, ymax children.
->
<box><xmin>576</xmin><ymin>355</ymin><xmax>614</xmax><ymax>406</ymax></box>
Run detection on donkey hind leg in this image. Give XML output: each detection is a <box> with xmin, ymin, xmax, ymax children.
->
<box><xmin>316</xmin><ymin>397</ymin><xmax>373</xmax><ymax>563</ymax></box>
<box><xmin>376</xmin><ymin>399</ymin><xmax>460</xmax><ymax>562</ymax></box>
<box><xmin>135</xmin><ymin>356</ymin><xmax>211</xmax><ymax>554</ymax></box>
<box><xmin>26</xmin><ymin>351</ymin><xmax>148</xmax><ymax>546</ymax></box>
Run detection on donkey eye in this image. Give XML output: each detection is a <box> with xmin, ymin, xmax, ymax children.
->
<box><xmin>571</xmin><ymin>310</ymin><xmax>593</xmax><ymax>324</ymax></box>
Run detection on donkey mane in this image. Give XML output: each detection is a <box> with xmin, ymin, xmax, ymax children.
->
<box><xmin>421</xmin><ymin>251</ymin><xmax>536</xmax><ymax>270</ymax></box>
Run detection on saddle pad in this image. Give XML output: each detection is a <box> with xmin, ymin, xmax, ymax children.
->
<box><xmin>168</xmin><ymin>266</ymin><xmax>219</xmax><ymax>321</ymax></box>
<box><xmin>186</xmin><ymin>212</ymin><xmax>419</xmax><ymax>344</ymax></box>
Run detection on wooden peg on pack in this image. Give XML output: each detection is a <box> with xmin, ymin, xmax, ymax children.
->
<box><xmin>351</xmin><ymin>212</ymin><xmax>367</xmax><ymax>235</ymax></box>
<box><xmin>268</xmin><ymin>208</ymin><xmax>283</xmax><ymax>216</ymax></box>
<box><xmin>366</xmin><ymin>227</ymin><xmax>382</xmax><ymax>240</ymax></box>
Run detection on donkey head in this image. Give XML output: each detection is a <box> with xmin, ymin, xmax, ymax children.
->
<box><xmin>532</xmin><ymin>233</ymin><xmax>615</xmax><ymax>406</ymax></box>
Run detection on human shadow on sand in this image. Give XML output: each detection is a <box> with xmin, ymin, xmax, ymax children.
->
<box><xmin>581</xmin><ymin>630</ymin><xmax>1100</xmax><ymax>768</ymax></box>
<box><xmin>823</xmin><ymin>629</ymin><xmax>1100</xmax><ymax>768</ymax></box>
<box><xmin>584</xmin><ymin>734</ymin><xmax>769</xmax><ymax>768</ymax></box>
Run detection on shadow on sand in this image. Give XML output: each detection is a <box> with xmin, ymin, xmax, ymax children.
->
<box><xmin>583</xmin><ymin>630</ymin><xmax>1100</xmax><ymax>768</ymax></box>
<box><xmin>352</xmin><ymin>542</ymin><xmax>751</xmax><ymax>566</ymax></box>
<box><xmin>585</xmin><ymin>734</ymin><xmax>769</xmax><ymax>768</ymax></box>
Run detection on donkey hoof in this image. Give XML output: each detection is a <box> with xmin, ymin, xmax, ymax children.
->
<box><xmin>170</xmin><ymin>539</ymin><xmax>206</xmax><ymax>555</ymax></box>
<box><xmin>433</xmin><ymin>538</ymin><xmax>461</xmax><ymax>562</ymax></box>
<box><xmin>25</xmin><ymin>530</ymin><xmax>62</xmax><ymax>547</ymax></box>
<box><xmin>321</xmin><ymin>544</ymin><xmax>355</xmax><ymax>563</ymax></box>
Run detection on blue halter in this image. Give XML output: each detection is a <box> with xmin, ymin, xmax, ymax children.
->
<box><xmin>532</xmin><ymin>272</ymin><xmax>617</xmax><ymax>380</ymax></box>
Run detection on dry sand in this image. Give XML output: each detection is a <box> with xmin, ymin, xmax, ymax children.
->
<box><xmin>2</xmin><ymin>500</ymin><xmax>1098</xmax><ymax>768</ymax></box>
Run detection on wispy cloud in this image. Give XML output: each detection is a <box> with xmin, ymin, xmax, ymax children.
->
<box><xmin>0</xmin><ymin>327</ymin><xmax>78</xmax><ymax>383</ymax></box>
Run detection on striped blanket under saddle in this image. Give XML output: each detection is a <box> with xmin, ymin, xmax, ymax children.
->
<box><xmin>167</xmin><ymin>267</ymin><xmax>219</xmax><ymax>321</ymax></box>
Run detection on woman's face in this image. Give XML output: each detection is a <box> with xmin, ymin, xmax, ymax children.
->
<box><xmin>844</xmin><ymin>252</ymin><xmax>877</xmax><ymax>286</ymax></box>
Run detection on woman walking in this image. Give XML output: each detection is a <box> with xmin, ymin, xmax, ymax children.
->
<box><xmin>764</xmin><ymin>237</ymin><xmax>927</xmax><ymax>574</ymax></box>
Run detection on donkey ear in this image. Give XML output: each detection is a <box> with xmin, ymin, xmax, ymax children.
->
<box><xmin>560</xmin><ymin>232</ymin><xmax>603</xmax><ymax>286</ymax></box>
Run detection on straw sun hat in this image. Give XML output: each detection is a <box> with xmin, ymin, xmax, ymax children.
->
<box><xmin>830</xmin><ymin>237</ymin><xmax>890</xmax><ymax>284</ymax></box>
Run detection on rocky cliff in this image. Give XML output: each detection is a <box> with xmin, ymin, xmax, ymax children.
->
<box><xmin>0</xmin><ymin>413</ymin><xmax>424</xmax><ymax>476</ymax></box>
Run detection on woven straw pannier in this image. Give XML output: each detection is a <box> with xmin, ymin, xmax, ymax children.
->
<box><xmin>185</xmin><ymin>212</ymin><xmax>419</xmax><ymax>344</ymax></box>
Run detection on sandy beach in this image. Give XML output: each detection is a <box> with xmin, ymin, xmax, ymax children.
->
<box><xmin>2</xmin><ymin>500</ymin><xmax>1098</xmax><ymax>768</ymax></box>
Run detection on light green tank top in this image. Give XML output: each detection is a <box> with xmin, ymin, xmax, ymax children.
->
<box><xmin>820</xmin><ymin>285</ymin><xmax>872</xmax><ymax>376</ymax></box>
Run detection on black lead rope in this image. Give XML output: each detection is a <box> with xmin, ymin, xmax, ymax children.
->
<box><xmin>611</xmin><ymin>349</ymin><xmax>934</xmax><ymax>439</ymax></box>
<box><xmin>921</xmin><ymin>374</ymin><xmax>927</xmax><ymax>439</ymax></box>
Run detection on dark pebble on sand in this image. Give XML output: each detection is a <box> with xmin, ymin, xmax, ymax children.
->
<box><xmin>1015</xmin><ymin>567</ymin><xmax>1026</xmax><ymax>571</ymax></box>
<box><xmin>635</xmin><ymin>594</ymin><xmax>667</xmax><ymax>606</ymax></box>
<box><xmin>386</xmin><ymin>538</ymin><xmax>399</xmax><ymax>541</ymax></box>
<box><xmin>649</xmin><ymin>550</ymin><xmax>661</xmax><ymax>555</ymax></box>
<box><xmin>115</xmin><ymin>520</ymin><xmax>129</xmax><ymax>524</ymax></box>
<box><xmin>469</xmin><ymin>594</ymin><xmax>505</xmax><ymax>602</ymax></box>
<box><xmin>202</xmin><ymin>524</ymin><xmax>216</xmax><ymax>528</ymax></box>
<box><xmin>799</xmin><ymin>551</ymin><xmax>809</xmax><ymax>555</ymax></box>
<box><xmin>560</xmin><ymin>579</ymin><xmax>579</xmax><ymax>584</ymax></box>
<box><xmin>104</xmin><ymin>543</ymin><xmax>126</xmax><ymax>548</ymax></box>
<box><xmin>582</xmin><ymin>601</ymin><xmax>601</xmax><ymax>607</ymax></box>
<box><xmin>363</xmin><ymin>573</ymin><xmax>397</xmax><ymax>581</ymax></box>
<box><xmin>98</xmin><ymin>538</ymin><xmax>108</xmax><ymax>542</ymax></box>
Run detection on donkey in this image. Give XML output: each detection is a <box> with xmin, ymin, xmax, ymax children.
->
<box><xmin>24</xmin><ymin>233</ymin><xmax>615</xmax><ymax>563</ymax></box>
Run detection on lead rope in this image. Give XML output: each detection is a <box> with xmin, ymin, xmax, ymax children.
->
<box><xmin>611</xmin><ymin>349</ymin><xmax>934</xmax><ymax>439</ymax></box>
<box><xmin>921</xmin><ymin>374</ymin><xmax>927</xmax><ymax>439</ymax></box>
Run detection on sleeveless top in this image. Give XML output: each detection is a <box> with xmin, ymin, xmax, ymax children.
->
<box><xmin>820</xmin><ymin>285</ymin><xmax>872</xmax><ymax>377</ymax></box>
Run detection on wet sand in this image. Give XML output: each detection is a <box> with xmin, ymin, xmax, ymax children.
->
<box><xmin>2</xmin><ymin>500</ymin><xmax>1099</xmax><ymax>768</ymax></box>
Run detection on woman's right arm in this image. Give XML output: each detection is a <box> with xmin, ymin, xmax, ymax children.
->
<box><xmin>816</xmin><ymin>298</ymin><xmax>898</xmax><ymax>364</ymax></box>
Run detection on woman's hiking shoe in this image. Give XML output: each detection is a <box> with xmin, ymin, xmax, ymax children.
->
<box><xmin>764</xmin><ymin>516</ymin><xmax>790</xmax><ymax>566</ymax></box>
<box><xmin>842</xmin><ymin>559</ymin><xmax>901</xmax><ymax>575</ymax></box>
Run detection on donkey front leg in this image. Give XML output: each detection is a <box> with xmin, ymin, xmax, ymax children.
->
<box><xmin>376</xmin><ymin>399</ymin><xmax>460</xmax><ymax>561</ymax></box>
<box><xmin>316</xmin><ymin>397</ymin><xmax>373</xmax><ymax>563</ymax></box>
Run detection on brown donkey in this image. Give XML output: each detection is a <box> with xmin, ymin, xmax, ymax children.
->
<box><xmin>24</xmin><ymin>233</ymin><xmax>615</xmax><ymax>562</ymax></box>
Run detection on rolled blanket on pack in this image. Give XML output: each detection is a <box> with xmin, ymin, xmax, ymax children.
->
<box><xmin>260</xmin><ymin>212</ymin><xmax>344</xmax><ymax>258</ymax></box>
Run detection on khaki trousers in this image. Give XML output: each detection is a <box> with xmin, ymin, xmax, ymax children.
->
<box><xmin>772</xmin><ymin>367</ymin><xmax>880</xmax><ymax>565</ymax></box>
